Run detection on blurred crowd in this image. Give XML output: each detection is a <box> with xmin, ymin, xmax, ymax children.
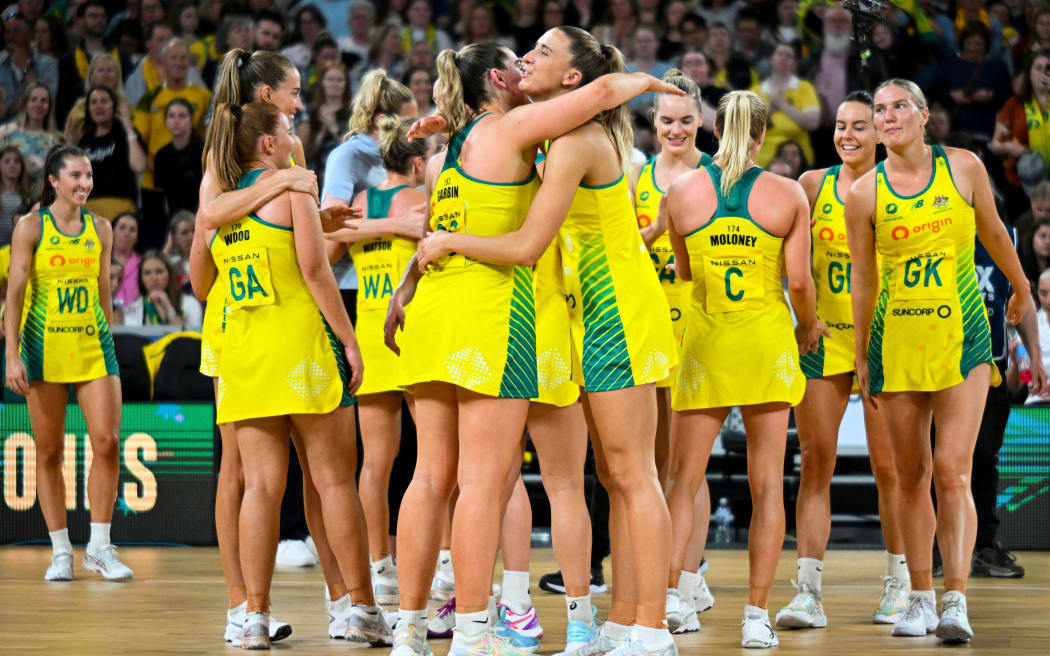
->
<box><xmin>0</xmin><ymin>0</ymin><xmax>1049</xmax><ymax>332</ymax></box>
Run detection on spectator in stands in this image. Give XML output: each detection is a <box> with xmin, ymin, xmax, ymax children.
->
<box><xmin>657</xmin><ymin>0</ymin><xmax>690</xmax><ymax>61</ymax></box>
<box><xmin>698</xmin><ymin>0</ymin><xmax>738</xmax><ymax>34</ymax></box>
<box><xmin>767</xmin><ymin>0</ymin><xmax>800</xmax><ymax>45</ymax></box>
<box><xmin>301</xmin><ymin>61</ymin><xmax>351</xmax><ymax>175</ymax></box>
<box><xmin>592</xmin><ymin>0</ymin><xmax>639</xmax><ymax>55</ymax></box>
<box><xmin>402</xmin><ymin>66</ymin><xmax>435</xmax><ymax>118</ymax></box>
<box><xmin>459</xmin><ymin>3</ymin><xmax>514</xmax><ymax>50</ymax></box>
<box><xmin>339</xmin><ymin>0</ymin><xmax>375</xmax><ymax>63</ymax></box>
<box><xmin>364</xmin><ymin>24</ymin><xmax>406</xmax><ymax>82</ymax></box>
<box><xmin>753</xmin><ymin>42</ymin><xmax>820</xmax><ymax>167</ymax></box>
<box><xmin>376</xmin><ymin>0</ymin><xmax>409</xmax><ymax>26</ymax></box>
<box><xmin>707</xmin><ymin>22</ymin><xmax>755</xmax><ymax>90</ymax></box>
<box><xmin>628</xmin><ymin>24</ymin><xmax>672</xmax><ymax>111</ymax></box>
<box><xmin>283</xmin><ymin>4</ymin><xmax>328</xmax><ymax>74</ymax></box>
<box><xmin>123</xmin><ymin>249</ymin><xmax>202</xmax><ymax>329</ymax></box>
<box><xmin>767</xmin><ymin>157</ymin><xmax>795</xmax><ymax>178</ymax></box>
<box><xmin>568</xmin><ymin>0</ymin><xmax>598</xmax><ymax>30</ymax></box>
<box><xmin>734</xmin><ymin>7</ymin><xmax>775</xmax><ymax>77</ymax></box>
<box><xmin>1017</xmin><ymin>181</ymin><xmax>1050</xmax><ymax>287</ymax></box>
<box><xmin>0</xmin><ymin>146</ymin><xmax>31</xmax><ymax>246</ymax></box>
<box><xmin>679</xmin><ymin>49</ymin><xmax>724</xmax><ymax>154</ymax></box>
<box><xmin>124</xmin><ymin>22</ymin><xmax>176</xmax><ymax>106</ymax></box>
<box><xmin>512</xmin><ymin>0</ymin><xmax>544</xmax><ymax>53</ymax></box>
<box><xmin>304</xmin><ymin>32</ymin><xmax>341</xmax><ymax>91</ymax></box>
<box><xmin>928</xmin><ymin>102</ymin><xmax>955</xmax><ymax>145</ymax></box>
<box><xmin>773</xmin><ymin>139</ymin><xmax>810</xmax><ymax>178</ymax></box>
<box><xmin>133</xmin><ymin>38</ymin><xmax>211</xmax><ymax>179</ymax></box>
<box><xmin>254</xmin><ymin>8</ymin><xmax>285</xmax><ymax>52</ymax></box>
<box><xmin>0</xmin><ymin>12</ymin><xmax>58</xmax><ymax>122</ymax></box>
<box><xmin>680</xmin><ymin>12</ymin><xmax>708</xmax><ymax>52</ymax></box>
<box><xmin>931</xmin><ymin>21</ymin><xmax>1011</xmax><ymax>141</ymax></box>
<box><xmin>111</xmin><ymin>211</ymin><xmax>141</xmax><ymax>307</ymax></box>
<box><xmin>637</xmin><ymin>0</ymin><xmax>660</xmax><ymax>24</ymax></box>
<box><xmin>161</xmin><ymin>210</ymin><xmax>194</xmax><ymax>289</ymax></box>
<box><xmin>33</xmin><ymin>14</ymin><xmax>70</xmax><ymax>61</ymax></box>
<box><xmin>940</xmin><ymin>0</ymin><xmax>1005</xmax><ymax>58</ymax></box>
<box><xmin>1012</xmin><ymin>7</ymin><xmax>1050</xmax><ymax>71</ymax></box>
<box><xmin>1022</xmin><ymin>213</ymin><xmax>1050</xmax><ymax>294</ymax></box>
<box><xmin>79</xmin><ymin>85</ymin><xmax>146</xmax><ymax>220</ymax></box>
<box><xmin>152</xmin><ymin>98</ymin><xmax>204</xmax><ymax>216</ymax></box>
<box><xmin>405</xmin><ymin>39</ymin><xmax>436</xmax><ymax>74</ymax></box>
<box><xmin>172</xmin><ymin>0</ymin><xmax>210</xmax><ymax>70</ymax></box>
<box><xmin>800</xmin><ymin>5</ymin><xmax>883</xmax><ymax>118</ymax></box>
<box><xmin>203</xmin><ymin>14</ymin><xmax>254</xmax><ymax>87</ymax></box>
<box><xmin>992</xmin><ymin>51</ymin><xmax>1050</xmax><ymax>215</ymax></box>
<box><xmin>402</xmin><ymin>0</ymin><xmax>453</xmax><ymax>54</ymax></box>
<box><xmin>140</xmin><ymin>0</ymin><xmax>168</xmax><ymax>26</ymax></box>
<box><xmin>1016</xmin><ymin>266</ymin><xmax>1050</xmax><ymax>404</ymax></box>
<box><xmin>0</xmin><ymin>83</ymin><xmax>61</xmax><ymax>198</ymax></box>
<box><xmin>64</xmin><ymin>53</ymin><xmax>132</xmax><ymax>144</ymax></box>
<box><xmin>871</xmin><ymin>21</ymin><xmax>916</xmax><ymax>81</ymax></box>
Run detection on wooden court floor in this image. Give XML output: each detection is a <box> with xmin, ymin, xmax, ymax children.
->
<box><xmin>0</xmin><ymin>546</ymin><xmax>1047</xmax><ymax>654</ymax></box>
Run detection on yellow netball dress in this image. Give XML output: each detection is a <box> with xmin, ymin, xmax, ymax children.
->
<box><xmin>20</xmin><ymin>208</ymin><xmax>118</xmax><ymax>382</ymax></box>
<box><xmin>868</xmin><ymin>145</ymin><xmax>1000</xmax><ymax>393</ymax></box>
<box><xmin>634</xmin><ymin>152</ymin><xmax>712</xmax><ymax>387</ymax></box>
<box><xmin>349</xmin><ymin>185</ymin><xmax>417</xmax><ymax>396</ymax></box>
<box><xmin>558</xmin><ymin>172</ymin><xmax>677</xmax><ymax>391</ymax></box>
<box><xmin>210</xmin><ymin>169</ymin><xmax>352</xmax><ymax>423</ymax></box>
<box><xmin>800</xmin><ymin>165</ymin><xmax>857</xmax><ymax>379</ymax></box>
<box><xmin>673</xmin><ymin>165</ymin><xmax>805</xmax><ymax>410</ymax></box>
<box><xmin>198</xmin><ymin>273</ymin><xmax>225</xmax><ymax>378</ymax></box>
<box><xmin>399</xmin><ymin>114</ymin><xmax>540</xmax><ymax>398</ymax></box>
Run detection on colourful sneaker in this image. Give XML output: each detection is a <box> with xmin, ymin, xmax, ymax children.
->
<box><xmin>391</xmin><ymin>620</ymin><xmax>434</xmax><ymax>656</ymax></box>
<box><xmin>496</xmin><ymin>605</ymin><xmax>540</xmax><ymax>652</ymax></box>
<box><xmin>774</xmin><ymin>581</ymin><xmax>827</xmax><ymax>629</ymax></box>
<box><xmin>605</xmin><ymin>637</ymin><xmax>677</xmax><ymax>656</ymax></box>
<box><xmin>346</xmin><ymin>604</ymin><xmax>394</xmax><ymax>646</ymax></box>
<box><xmin>498</xmin><ymin>603</ymin><xmax>543</xmax><ymax>639</ymax></box>
<box><xmin>427</xmin><ymin>597</ymin><xmax>456</xmax><ymax>639</ymax></box>
<box><xmin>450</xmin><ymin>629</ymin><xmax>535</xmax><ymax>656</ymax></box>
<box><xmin>873</xmin><ymin>576</ymin><xmax>910</xmax><ymax>624</ymax></box>
<box><xmin>563</xmin><ymin>619</ymin><xmax>598</xmax><ymax>653</ymax></box>
<box><xmin>554</xmin><ymin>621</ymin><xmax>625</xmax><ymax>656</ymax></box>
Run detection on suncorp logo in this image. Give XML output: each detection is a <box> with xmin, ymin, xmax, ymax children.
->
<box><xmin>890</xmin><ymin>217</ymin><xmax>953</xmax><ymax>241</ymax></box>
<box><xmin>890</xmin><ymin>305</ymin><xmax>952</xmax><ymax>318</ymax></box>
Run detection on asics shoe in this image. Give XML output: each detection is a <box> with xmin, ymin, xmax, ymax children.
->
<box><xmin>935</xmin><ymin>591</ymin><xmax>973</xmax><ymax>644</ymax></box>
<box><xmin>498</xmin><ymin>603</ymin><xmax>543</xmax><ymax>639</ymax></box>
<box><xmin>275</xmin><ymin>539</ymin><xmax>317</xmax><ymax>567</ymax></box>
<box><xmin>563</xmin><ymin>619</ymin><xmax>598</xmax><ymax>653</ymax></box>
<box><xmin>328</xmin><ymin>594</ymin><xmax>352</xmax><ymax>639</ymax></box>
<box><xmin>346</xmin><ymin>604</ymin><xmax>394</xmax><ymax>646</ymax></box>
<box><xmin>238</xmin><ymin>611</ymin><xmax>270</xmax><ymax>650</ymax></box>
<box><xmin>373</xmin><ymin>562</ymin><xmax>400</xmax><ymax>605</ymax></box>
<box><xmin>391</xmin><ymin>620</ymin><xmax>434</xmax><ymax>656</ymax></box>
<box><xmin>741</xmin><ymin>612</ymin><xmax>778</xmax><ymax>648</ymax></box>
<box><xmin>972</xmin><ymin>541</ymin><xmax>1025</xmax><ymax>578</ymax></box>
<box><xmin>44</xmin><ymin>552</ymin><xmax>73</xmax><ymax>581</ymax></box>
<box><xmin>83</xmin><ymin>545</ymin><xmax>133</xmax><ymax>580</ymax></box>
<box><xmin>892</xmin><ymin>594</ymin><xmax>939</xmax><ymax>637</ymax></box>
<box><xmin>431</xmin><ymin>570</ymin><xmax>455</xmax><ymax>601</ymax></box>
<box><xmin>873</xmin><ymin>576</ymin><xmax>910</xmax><ymax>624</ymax></box>
<box><xmin>693</xmin><ymin>574</ymin><xmax>715</xmax><ymax>613</ymax></box>
<box><xmin>494</xmin><ymin>616</ymin><xmax>540</xmax><ymax>652</ymax></box>
<box><xmin>450</xmin><ymin>629</ymin><xmax>535</xmax><ymax>656</ymax></box>
<box><xmin>554</xmin><ymin>622</ymin><xmax>625</xmax><ymax>656</ymax></box>
<box><xmin>673</xmin><ymin>590</ymin><xmax>700</xmax><ymax>634</ymax></box>
<box><xmin>225</xmin><ymin>603</ymin><xmax>292</xmax><ymax>646</ymax></box>
<box><xmin>775</xmin><ymin>580</ymin><xmax>826</xmax><ymax>629</ymax></box>
<box><xmin>604</xmin><ymin>637</ymin><xmax>677</xmax><ymax>656</ymax></box>
<box><xmin>427</xmin><ymin>597</ymin><xmax>456</xmax><ymax>639</ymax></box>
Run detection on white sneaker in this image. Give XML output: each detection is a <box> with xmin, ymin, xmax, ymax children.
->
<box><xmin>935</xmin><ymin>591</ymin><xmax>973</xmax><ymax>644</ymax></box>
<box><xmin>346</xmin><ymin>604</ymin><xmax>394</xmax><ymax>646</ymax></box>
<box><xmin>892</xmin><ymin>593</ymin><xmax>939</xmax><ymax>637</ymax></box>
<box><xmin>873</xmin><ymin>576</ymin><xmax>910</xmax><ymax>624</ymax></box>
<box><xmin>775</xmin><ymin>580</ymin><xmax>827</xmax><ymax>629</ymax></box>
<box><xmin>605</xmin><ymin>638</ymin><xmax>677</xmax><ymax>656</ymax></box>
<box><xmin>373</xmin><ymin>561</ymin><xmax>400</xmax><ymax>605</ymax></box>
<box><xmin>83</xmin><ymin>545</ymin><xmax>133</xmax><ymax>580</ymax></box>
<box><xmin>391</xmin><ymin>620</ymin><xmax>434</xmax><ymax>656</ymax></box>
<box><xmin>554</xmin><ymin>622</ymin><xmax>626</xmax><ymax>656</ymax></box>
<box><xmin>225</xmin><ymin>602</ymin><xmax>292</xmax><ymax>646</ymax></box>
<box><xmin>693</xmin><ymin>575</ymin><xmax>715</xmax><ymax>613</ymax></box>
<box><xmin>275</xmin><ymin>539</ymin><xmax>317</xmax><ymax>567</ymax></box>
<box><xmin>741</xmin><ymin>612</ymin><xmax>778</xmax><ymax>648</ymax></box>
<box><xmin>665</xmin><ymin>589</ymin><xmax>684</xmax><ymax>632</ymax></box>
<box><xmin>239</xmin><ymin>611</ymin><xmax>270</xmax><ymax>650</ymax></box>
<box><xmin>44</xmin><ymin>552</ymin><xmax>73</xmax><ymax>581</ymax></box>
<box><xmin>328</xmin><ymin>594</ymin><xmax>353</xmax><ymax>639</ymax></box>
<box><xmin>304</xmin><ymin>535</ymin><xmax>318</xmax><ymax>560</ymax></box>
<box><xmin>431</xmin><ymin>570</ymin><xmax>455</xmax><ymax>601</ymax></box>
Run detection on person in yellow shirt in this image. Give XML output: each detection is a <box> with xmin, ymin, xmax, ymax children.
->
<box><xmin>133</xmin><ymin>37</ymin><xmax>211</xmax><ymax>189</ymax></box>
<box><xmin>751</xmin><ymin>42</ymin><xmax>820</xmax><ymax>167</ymax></box>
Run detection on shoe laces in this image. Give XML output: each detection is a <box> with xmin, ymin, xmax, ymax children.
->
<box><xmin>436</xmin><ymin>597</ymin><xmax>456</xmax><ymax>619</ymax></box>
<box><xmin>879</xmin><ymin>576</ymin><xmax>907</xmax><ymax>605</ymax></box>
<box><xmin>606</xmin><ymin>638</ymin><xmax>647</xmax><ymax>656</ymax></box>
<box><xmin>941</xmin><ymin>593</ymin><xmax>966</xmax><ymax>617</ymax></box>
<box><xmin>93</xmin><ymin>544</ymin><xmax>121</xmax><ymax>562</ymax></box>
<box><xmin>901</xmin><ymin>595</ymin><xmax>929</xmax><ymax>621</ymax></box>
<box><xmin>788</xmin><ymin>579</ymin><xmax>820</xmax><ymax>604</ymax></box>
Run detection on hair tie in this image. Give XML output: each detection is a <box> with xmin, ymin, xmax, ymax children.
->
<box><xmin>237</xmin><ymin>51</ymin><xmax>250</xmax><ymax>68</ymax></box>
<box><xmin>230</xmin><ymin>104</ymin><xmax>244</xmax><ymax>119</ymax></box>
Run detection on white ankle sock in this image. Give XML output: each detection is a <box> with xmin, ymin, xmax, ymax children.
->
<box><xmin>438</xmin><ymin>549</ymin><xmax>453</xmax><ymax>575</ymax></box>
<box><xmin>677</xmin><ymin>570</ymin><xmax>699</xmax><ymax>600</ymax></box>
<box><xmin>797</xmin><ymin>557</ymin><xmax>822</xmax><ymax>590</ymax></box>
<box><xmin>456</xmin><ymin>609</ymin><xmax>490</xmax><ymax>636</ymax></box>
<box><xmin>372</xmin><ymin>554</ymin><xmax>395</xmax><ymax>574</ymax></box>
<box><xmin>87</xmin><ymin>522</ymin><xmax>110</xmax><ymax>551</ymax></box>
<box><xmin>331</xmin><ymin>594</ymin><xmax>350</xmax><ymax>612</ymax></box>
<box><xmin>912</xmin><ymin>589</ymin><xmax>935</xmax><ymax>603</ymax></box>
<box><xmin>602</xmin><ymin>621</ymin><xmax>632</xmax><ymax>642</ymax></box>
<box><xmin>566</xmin><ymin>594</ymin><xmax>592</xmax><ymax>624</ymax></box>
<box><xmin>886</xmin><ymin>551</ymin><xmax>909</xmax><ymax>581</ymax></box>
<box><xmin>744</xmin><ymin>604</ymin><xmax>768</xmax><ymax>620</ymax></box>
<box><xmin>631</xmin><ymin>624</ymin><xmax>673</xmax><ymax>649</ymax></box>
<box><xmin>487</xmin><ymin>596</ymin><xmax>498</xmax><ymax>624</ymax></box>
<box><xmin>398</xmin><ymin>608</ymin><xmax>427</xmax><ymax>631</ymax></box>
<box><xmin>500</xmin><ymin>570</ymin><xmax>531</xmax><ymax>614</ymax></box>
<box><xmin>49</xmin><ymin>528</ymin><xmax>72</xmax><ymax>555</ymax></box>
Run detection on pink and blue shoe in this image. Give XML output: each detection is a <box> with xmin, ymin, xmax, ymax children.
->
<box><xmin>497</xmin><ymin>603</ymin><xmax>543</xmax><ymax>640</ymax></box>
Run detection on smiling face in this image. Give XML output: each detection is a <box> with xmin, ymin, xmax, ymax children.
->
<box><xmin>408</xmin><ymin>69</ymin><xmax>433</xmax><ymax>108</ymax></box>
<box><xmin>258</xmin><ymin>66</ymin><xmax>303</xmax><ymax>120</ymax></box>
<box><xmin>520</xmin><ymin>29</ymin><xmax>576</xmax><ymax>100</ymax></box>
<box><xmin>50</xmin><ymin>155</ymin><xmax>93</xmax><ymax>207</ymax></box>
<box><xmin>834</xmin><ymin>100</ymin><xmax>878</xmax><ymax>166</ymax></box>
<box><xmin>322</xmin><ymin>67</ymin><xmax>347</xmax><ymax>102</ymax></box>
<box><xmin>26</xmin><ymin>86</ymin><xmax>50</xmax><ymax>124</ymax></box>
<box><xmin>654</xmin><ymin>93</ymin><xmax>700</xmax><ymax>154</ymax></box>
<box><xmin>681</xmin><ymin>51</ymin><xmax>710</xmax><ymax>86</ymax></box>
<box><xmin>873</xmin><ymin>84</ymin><xmax>928</xmax><ymax>150</ymax></box>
